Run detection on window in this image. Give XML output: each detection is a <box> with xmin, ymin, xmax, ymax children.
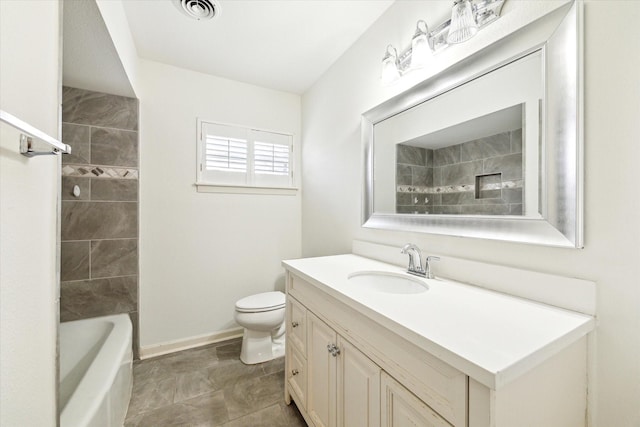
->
<box><xmin>197</xmin><ymin>121</ymin><xmax>295</xmax><ymax>192</ymax></box>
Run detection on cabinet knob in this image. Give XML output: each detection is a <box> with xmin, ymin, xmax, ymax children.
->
<box><xmin>291</xmin><ymin>369</ymin><xmax>299</xmax><ymax>376</ymax></box>
<box><xmin>327</xmin><ymin>343</ymin><xmax>341</xmax><ymax>357</ymax></box>
<box><xmin>291</xmin><ymin>321</ymin><xmax>299</xmax><ymax>328</ymax></box>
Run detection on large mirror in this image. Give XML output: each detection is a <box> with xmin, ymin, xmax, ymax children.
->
<box><xmin>362</xmin><ymin>1</ymin><xmax>583</xmax><ymax>248</ymax></box>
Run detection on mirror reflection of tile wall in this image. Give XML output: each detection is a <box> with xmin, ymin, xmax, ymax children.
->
<box><xmin>59</xmin><ymin>87</ymin><xmax>140</xmax><ymax>357</ymax></box>
<box><xmin>396</xmin><ymin>129</ymin><xmax>523</xmax><ymax>215</ymax></box>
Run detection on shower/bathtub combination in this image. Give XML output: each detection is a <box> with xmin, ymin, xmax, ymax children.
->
<box><xmin>59</xmin><ymin>314</ymin><xmax>133</xmax><ymax>427</ymax></box>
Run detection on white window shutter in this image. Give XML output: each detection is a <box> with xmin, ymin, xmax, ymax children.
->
<box><xmin>198</xmin><ymin>121</ymin><xmax>293</xmax><ymax>188</ymax></box>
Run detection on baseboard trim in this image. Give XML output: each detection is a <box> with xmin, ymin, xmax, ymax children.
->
<box><xmin>139</xmin><ymin>327</ymin><xmax>244</xmax><ymax>359</ymax></box>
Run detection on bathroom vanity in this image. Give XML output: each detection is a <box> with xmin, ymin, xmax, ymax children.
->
<box><xmin>283</xmin><ymin>254</ymin><xmax>594</xmax><ymax>427</ymax></box>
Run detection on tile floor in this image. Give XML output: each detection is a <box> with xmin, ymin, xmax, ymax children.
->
<box><xmin>125</xmin><ymin>338</ymin><xmax>306</xmax><ymax>426</ymax></box>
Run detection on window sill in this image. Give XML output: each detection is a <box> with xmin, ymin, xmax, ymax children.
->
<box><xmin>195</xmin><ymin>182</ymin><xmax>298</xmax><ymax>195</ymax></box>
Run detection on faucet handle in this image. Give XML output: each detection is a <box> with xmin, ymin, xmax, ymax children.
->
<box><xmin>425</xmin><ymin>256</ymin><xmax>440</xmax><ymax>279</ymax></box>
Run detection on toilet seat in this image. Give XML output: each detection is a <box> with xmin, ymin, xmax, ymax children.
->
<box><xmin>235</xmin><ymin>291</ymin><xmax>285</xmax><ymax>313</ymax></box>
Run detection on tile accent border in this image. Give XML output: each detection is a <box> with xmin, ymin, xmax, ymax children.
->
<box><xmin>397</xmin><ymin>179</ymin><xmax>522</xmax><ymax>194</ymax></box>
<box><xmin>62</xmin><ymin>164</ymin><xmax>139</xmax><ymax>180</ymax></box>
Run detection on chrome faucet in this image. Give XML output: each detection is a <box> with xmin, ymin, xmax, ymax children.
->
<box><xmin>400</xmin><ymin>244</ymin><xmax>440</xmax><ymax>279</ymax></box>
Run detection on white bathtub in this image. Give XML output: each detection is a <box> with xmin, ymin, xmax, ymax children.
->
<box><xmin>60</xmin><ymin>314</ymin><xmax>133</xmax><ymax>427</ymax></box>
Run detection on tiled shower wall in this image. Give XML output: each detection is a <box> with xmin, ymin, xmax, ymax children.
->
<box><xmin>59</xmin><ymin>87</ymin><xmax>139</xmax><ymax>356</ymax></box>
<box><xmin>396</xmin><ymin>129</ymin><xmax>523</xmax><ymax>215</ymax></box>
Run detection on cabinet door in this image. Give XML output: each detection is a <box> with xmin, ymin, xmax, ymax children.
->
<box><xmin>307</xmin><ymin>312</ymin><xmax>337</xmax><ymax>427</ymax></box>
<box><xmin>337</xmin><ymin>336</ymin><xmax>381</xmax><ymax>427</ymax></box>
<box><xmin>381</xmin><ymin>373</ymin><xmax>451</xmax><ymax>427</ymax></box>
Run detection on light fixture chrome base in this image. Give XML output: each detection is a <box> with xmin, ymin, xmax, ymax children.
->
<box><xmin>395</xmin><ymin>0</ymin><xmax>506</xmax><ymax>75</ymax></box>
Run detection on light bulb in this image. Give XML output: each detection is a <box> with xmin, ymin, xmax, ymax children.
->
<box><xmin>410</xmin><ymin>20</ymin><xmax>431</xmax><ymax>70</ymax></box>
<box><xmin>381</xmin><ymin>45</ymin><xmax>400</xmax><ymax>85</ymax></box>
<box><xmin>447</xmin><ymin>0</ymin><xmax>478</xmax><ymax>44</ymax></box>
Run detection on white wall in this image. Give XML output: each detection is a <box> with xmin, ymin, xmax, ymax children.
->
<box><xmin>301</xmin><ymin>1</ymin><xmax>640</xmax><ymax>426</ymax></box>
<box><xmin>95</xmin><ymin>0</ymin><xmax>140</xmax><ymax>96</ymax></box>
<box><xmin>138</xmin><ymin>59</ymin><xmax>301</xmax><ymax>350</ymax></box>
<box><xmin>0</xmin><ymin>1</ymin><xmax>61</xmax><ymax>425</ymax></box>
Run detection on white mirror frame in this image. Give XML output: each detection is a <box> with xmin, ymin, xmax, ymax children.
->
<box><xmin>362</xmin><ymin>1</ymin><xmax>583</xmax><ymax>248</ymax></box>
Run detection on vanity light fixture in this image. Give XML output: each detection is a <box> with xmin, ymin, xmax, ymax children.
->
<box><xmin>381</xmin><ymin>0</ymin><xmax>505</xmax><ymax>84</ymax></box>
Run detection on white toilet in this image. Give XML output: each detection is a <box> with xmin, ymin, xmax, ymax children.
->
<box><xmin>234</xmin><ymin>291</ymin><xmax>286</xmax><ymax>364</ymax></box>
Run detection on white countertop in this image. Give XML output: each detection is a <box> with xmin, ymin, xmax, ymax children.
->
<box><xmin>283</xmin><ymin>254</ymin><xmax>595</xmax><ymax>390</ymax></box>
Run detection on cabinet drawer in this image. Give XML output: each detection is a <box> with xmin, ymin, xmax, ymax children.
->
<box><xmin>288</xmin><ymin>343</ymin><xmax>307</xmax><ymax>410</ymax></box>
<box><xmin>382</xmin><ymin>372</ymin><xmax>451</xmax><ymax>427</ymax></box>
<box><xmin>287</xmin><ymin>296</ymin><xmax>307</xmax><ymax>356</ymax></box>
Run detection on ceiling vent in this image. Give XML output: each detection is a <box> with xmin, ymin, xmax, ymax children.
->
<box><xmin>173</xmin><ymin>0</ymin><xmax>220</xmax><ymax>21</ymax></box>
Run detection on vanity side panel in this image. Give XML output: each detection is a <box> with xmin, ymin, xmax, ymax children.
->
<box><xmin>290</xmin><ymin>274</ymin><xmax>467</xmax><ymax>427</ymax></box>
<box><xmin>475</xmin><ymin>337</ymin><xmax>587</xmax><ymax>427</ymax></box>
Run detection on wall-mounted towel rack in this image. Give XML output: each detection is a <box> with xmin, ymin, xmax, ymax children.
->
<box><xmin>0</xmin><ymin>109</ymin><xmax>71</xmax><ymax>157</ymax></box>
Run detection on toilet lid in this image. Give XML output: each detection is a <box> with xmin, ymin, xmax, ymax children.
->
<box><xmin>235</xmin><ymin>291</ymin><xmax>285</xmax><ymax>313</ymax></box>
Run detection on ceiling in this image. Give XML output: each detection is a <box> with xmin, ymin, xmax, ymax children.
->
<box><xmin>120</xmin><ymin>0</ymin><xmax>394</xmax><ymax>94</ymax></box>
<box><xmin>63</xmin><ymin>0</ymin><xmax>135</xmax><ymax>97</ymax></box>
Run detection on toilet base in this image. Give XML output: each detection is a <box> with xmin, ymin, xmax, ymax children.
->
<box><xmin>239</xmin><ymin>328</ymin><xmax>285</xmax><ymax>365</ymax></box>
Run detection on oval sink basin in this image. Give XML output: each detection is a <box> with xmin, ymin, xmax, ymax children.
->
<box><xmin>347</xmin><ymin>271</ymin><xmax>428</xmax><ymax>294</ymax></box>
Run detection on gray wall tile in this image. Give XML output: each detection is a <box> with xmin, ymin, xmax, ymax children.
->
<box><xmin>62</xmin><ymin>123</ymin><xmax>91</xmax><ymax>164</ymax></box>
<box><xmin>478</xmin><ymin>189</ymin><xmax>503</xmax><ymax>200</ymax></box>
<box><xmin>61</xmin><ymin>86</ymin><xmax>140</xmax><ymax>357</ymax></box>
<box><xmin>509</xmin><ymin>204</ymin><xmax>523</xmax><ymax>215</ymax></box>
<box><xmin>60</xmin><ymin>276</ymin><xmax>138</xmax><ymax>321</ymax></box>
<box><xmin>460</xmin><ymin>132</ymin><xmax>510</xmax><ymax>162</ymax></box>
<box><xmin>411</xmin><ymin>167</ymin><xmax>430</xmax><ymax>186</ymax></box>
<box><xmin>441</xmin><ymin>191</ymin><xmax>474</xmax><ymax>205</ymax></box>
<box><xmin>396</xmin><ymin>164</ymin><xmax>412</xmax><ymax>186</ymax></box>
<box><xmin>439</xmin><ymin>160</ymin><xmax>483</xmax><ymax>185</ymax></box>
<box><xmin>62</xmin><ymin>176</ymin><xmax>90</xmax><ymax>201</ymax></box>
<box><xmin>483</xmin><ymin>153</ymin><xmax>523</xmax><ymax>180</ymax></box>
<box><xmin>396</xmin><ymin>206</ymin><xmax>427</xmax><ymax>214</ymax></box>
<box><xmin>129</xmin><ymin>311</ymin><xmax>140</xmax><ymax>359</ymax></box>
<box><xmin>397</xmin><ymin>145</ymin><xmax>426</xmax><ymax>166</ymax></box>
<box><xmin>61</xmin><ymin>241</ymin><xmax>90</xmax><ymax>282</ymax></box>
<box><xmin>62</xmin><ymin>86</ymin><xmax>138</xmax><ymax>131</ymax></box>
<box><xmin>503</xmin><ymin>187</ymin><xmax>523</xmax><ymax>204</ymax></box>
<box><xmin>92</xmin><ymin>179</ymin><xmax>138</xmax><ymax>201</ymax></box>
<box><xmin>91</xmin><ymin>239</ymin><xmax>138</xmax><ymax>278</ymax></box>
<box><xmin>431</xmin><ymin>205</ymin><xmax>462</xmax><ymax>214</ymax></box>
<box><xmin>91</xmin><ymin>128</ymin><xmax>138</xmax><ymax>167</ymax></box>
<box><xmin>511</xmin><ymin>129</ymin><xmax>523</xmax><ymax>153</ymax></box>
<box><xmin>396</xmin><ymin>192</ymin><xmax>412</xmax><ymax>205</ymax></box>
<box><xmin>460</xmin><ymin>204</ymin><xmax>510</xmax><ymax>215</ymax></box>
<box><xmin>426</xmin><ymin>193</ymin><xmax>441</xmax><ymax>206</ymax></box>
<box><xmin>61</xmin><ymin>201</ymin><xmax>138</xmax><ymax>240</ymax></box>
<box><xmin>434</xmin><ymin>145</ymin><xmax>461</xmax><ymax>166</ymax></box>
<box><xmin>396</xmin><ymin>129</ymin><xmax>525</xmax><ymax>216</ymax></box>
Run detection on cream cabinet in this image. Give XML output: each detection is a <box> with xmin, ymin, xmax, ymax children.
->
<box><xmin>285</xmin><ymin>280</ymin><xmax>460</xmax><ymax>427</ymax></box>
<box><xmin>284</xmin><ymin>268</ymin><xmax>589</xmax><ymax>427</ymax></box>
<box><xmin>285</xmin><ymin>273</ymin><xmax>466</xmax><ymax>427</ymax></box>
